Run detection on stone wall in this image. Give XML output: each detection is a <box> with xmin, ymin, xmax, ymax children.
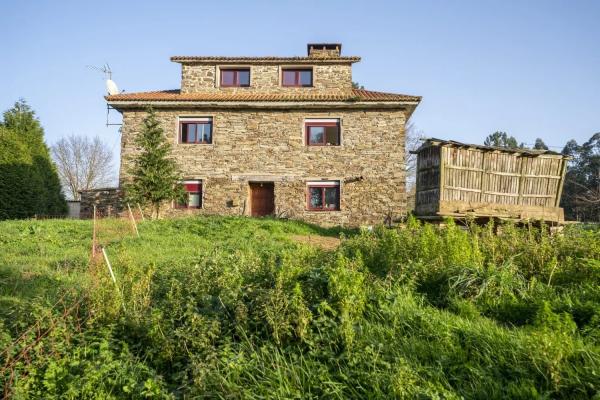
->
<box><xmin>119</xmin><ymin>108</ymin><xmax>407</xmax><ymax>227</ymax></box>
<box><xmin>79</xmin><ymin>188</ymin><xmax>123</xmax><ymax>219</ymax></box>
<box><xmin>180</xmin><ymin>64</ymin><xmax>353</xmax><ymax>94</ymax></box>
<box><xmin>308</xmin><ymin>46</ymin><xmax>341</xmax><ymax>58</ymax></box>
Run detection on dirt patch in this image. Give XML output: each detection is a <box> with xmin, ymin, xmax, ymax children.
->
<box><xmin>290</xmin><ymin>234</ymin><xmax>341</xmax><ymax>250</ymax></box>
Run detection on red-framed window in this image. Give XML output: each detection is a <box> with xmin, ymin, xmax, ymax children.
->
<box><xmin>176</xmin><ymin>180</ymin><xmax>202</xmax><ymax>209</ymax></box>
<box><xmin>282</xmin><ymin>69</ymin><xmax>312</xmax><ymax>87</ymax></box>
<box><xmin>220</xmin><ymin>69</ymin><xmax>250</xmax><ymax>87</ymax></box>
<box><xmin>307</xmin><ymin>181</ymin><xmax>340</xmax><ymax>211</ymax></box>
<box><xmin>180</xmin><ymin>119</ymin><xmax>212</xmax><ymax>144</ymax></box>
<box><xmin>305</xmin><ymin>120</ymin><xmax>340</xmax><ymax>146</ymax></box>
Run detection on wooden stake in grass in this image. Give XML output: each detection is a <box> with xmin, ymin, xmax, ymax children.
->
<box><xmin>137</xmin><ymin>203</ymin><xmax>145</xmax><ymax>221</ymax></box>
<box><xmin>101</xmin><ymin>247</ymin><xmax>116</xmax><ymax>284</ymax></box>
<box><xmin>127</xmin><ymin>203</ymin><xmax>140</xmax><ymax>237</ymax></box>
<box><xmin>101</xmin><ymin>246</ymin><xmax>126</xmax><ymax>312</ymax></box>
<box><xmin>92</xmin><ymin>205</ymin><xmax>97</xmax><ymax>259</ymax></box>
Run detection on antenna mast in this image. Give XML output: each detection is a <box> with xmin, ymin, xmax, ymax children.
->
<box><xmin>87</xmin><ymin>63</ymin><xmax>123</xmax><ymax>127</ymax></box>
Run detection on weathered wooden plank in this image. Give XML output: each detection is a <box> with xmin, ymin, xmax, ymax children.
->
<box><xmin>522</xmin><ymin>194</ymin><xmax>555</xmax><ymax>198</ymax></box>
<box><xmin>555</xmin><ymin>158</ymin><xmax>567</xmax><ymax>207</ymax></box>
<box><xmin>439</xmin><ymin>146</ymin><xmax>446</xmax><ymax>202</ymax></box>
<box><xmin>444</xmin><ymin>185</ymin><xmax>483</xmax><ymax>193</ymax></box>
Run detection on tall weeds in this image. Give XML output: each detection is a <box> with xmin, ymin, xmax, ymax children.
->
<box><xmin>1</xmin><ymin>216</ymin><xmax>599</xmax><ymax>398</ymax></box>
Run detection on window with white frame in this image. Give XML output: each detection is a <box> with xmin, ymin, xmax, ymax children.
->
<box><xmin>180</xmin><ymin>118</ymin><xmax>213</xmax><ymax>144</ymax></box>
<box><xmin>176</xmin><ymin>180</ymin><xmax>202</xmax><ymax>209</ymax></box>
<box><xmin>306</xmin><ymin>181</ymin><xmax>340</xmax><ymax>211</ymax></box>
<box><xmin>305</xmin><ymin>119</ymin><xmax>340</xmax><ymax>146</ymax></box>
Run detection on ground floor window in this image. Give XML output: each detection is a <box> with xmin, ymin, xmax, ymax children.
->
<box><xmin>176</xmin><ymin>180</ymin><xmax>202</xmax><ymax>209</ymax></box>
<box><xmin>307</xmin><ymin>181</ymin><xmax>340</xmax><ymax>211</ymax></box>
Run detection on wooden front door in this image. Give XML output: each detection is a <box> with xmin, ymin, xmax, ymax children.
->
<box><xmin>250</xmin><ymin>182</ymin><xmax>275</xmax><ymax>217</ymax></box>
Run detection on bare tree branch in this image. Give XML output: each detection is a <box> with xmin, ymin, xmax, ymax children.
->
<box><xmin>405</xmin><ymin>121</ymin><xmax>425</xmax><ymax>190</ymax></box>
<box><xmin>569</xmin><ymin>177</ymin><xmax>600</xmax><ymax>204</ymax></box>
<box><xmin>51</xmin><ymin>135</ymin><xmax>114</xmax><ymax>200</ymax></box>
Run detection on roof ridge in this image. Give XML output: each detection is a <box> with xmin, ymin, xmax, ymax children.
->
<box><xmin>170</xmin><ymin>56</ymin><xmax>361</xmax><ymax>64</ymax></box>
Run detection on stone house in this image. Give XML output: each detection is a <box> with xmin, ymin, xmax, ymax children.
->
<box><xmin>106</xmin><ymin>43</ymin><xmax>421</xmax><ymax>226</ymax></box>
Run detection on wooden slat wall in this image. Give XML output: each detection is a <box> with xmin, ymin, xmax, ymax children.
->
<box><xmin>415</xmin><ymin>146</ymin><xmax>441</xmax><ymax>214</ymax></box>
<box><xmin>414</xmin><ymin>144</ymin><xmax>567</xmax><ymax>219</ymax></box>
<box><xmin>442</xmin><ymin>147</ymin><xmax>488</xmax><ymax>203</ymax></box>
<box><xmin>520</xmin><ymin>156</ymin><xmax>564</xmax><ymax>207</ymax></box>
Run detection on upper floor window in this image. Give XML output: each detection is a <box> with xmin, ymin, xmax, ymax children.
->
<box><xmin>180</xmin><ymin>118</ymin><xmax>212</xmax><ymax>144</ymax></box>
<box><xmin>282</xmin><ymin>69</ymin><xmax>312</xmax><ymax>87</ymax></box>
<box><xmin>220</xmin><ymin>69</ymin><xmax>250</xmax><ymax>87</ymax></box>
<box><xmin>307</xmin><ymin>181</ymin><xmax>340</xmax><ymax>211</ymax></box>
<box><xmin>176</xmin><ymin>180</ymin><xmax>202</xmax><ymax>209</ymax></box>
<box><xmin>305</xmin><ymin>119</ymin><xmax>340</xmax><ymax>146</ymax></box>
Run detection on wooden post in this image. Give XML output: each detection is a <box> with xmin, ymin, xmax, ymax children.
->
<box><xmin>101</xmin><ymin>247</ymin><xmax>126</xmax><ymax>312</ymax></box>
<box><xmin>438</xmin><ymin>146</ymin><xmax>445</xmax><ymax>205</ymax></box>
<box><xmin>92</xmin><ymin>205</ymin><xmax>97</xmax><ymax>259</ymax></box>
<box><xmin>101</xmin><ymin>247</ymin><xmax>116</xmax><ymax>283</ymax></box>
<box><xmin>137</xmin><ymin>203</ymin><xmax>145</xmax><ymax>221</ymax></box>
<box><xmin>518</xmin><ymin>156</ymin><xmax>527</xmax><ymax>206</ymax></box>
<box><xmin>127</xmin><ymin>203</ymin><xmax>140</xmax><ymax>237</ymax></box>
<box><xmin>555</xmin><ymin>157</ymin><xmax>568</xmax><ymax>208</ymax></box>
<box><xmin>479</xmin><ymin>151</ymin><xmax>487</xmax><ymax>202</ymax></box>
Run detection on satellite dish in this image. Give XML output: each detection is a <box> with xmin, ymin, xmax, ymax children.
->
<box><xmin>88</xmin><ymin>63</ymin><xmax>122</xmax><ymax>95</ymax></box>
<box><xmin>106</xmin><ymin>79</ymin><xmax>119</xmax><ymax>95</ymax></box>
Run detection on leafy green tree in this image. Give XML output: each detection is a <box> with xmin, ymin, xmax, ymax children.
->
<box><xmin>533</xmin><ymin>138</ymin><xmax>549</xmax><ymax>150</ymax></box>
<box><xmin>125</xmin><ymin>107</ymin><xmax>184</xmax><ymax>218</ymax></box>
<box><xmin>352</xmin><ymin>81</ymin><xmax>364</xmax><ymax>89</ymax></box>
<box><xmin>0</xmin><ymin>100</ymin><xmax>66</xmax><ymax>219</ymax></box>
<box><xmin>484</xmin><ymin>131</ymin><xmax>519</xmax><ymax>149</ymax></box>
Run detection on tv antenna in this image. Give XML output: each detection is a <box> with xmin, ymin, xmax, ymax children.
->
<box><xmin>87</xmin><ymin>63</ymin><xmax>121</xmax><ymax>95</ymax></box>
<box><xmin>87</xmin><ymin>63</ymin><xmax>123</xmax><ymax>126</ymax></box>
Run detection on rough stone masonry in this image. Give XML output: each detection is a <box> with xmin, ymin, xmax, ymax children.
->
<box><xmin>106</xmin><ymin>43</ymin><xmax>421</xmax><ymax>226</ymax></box>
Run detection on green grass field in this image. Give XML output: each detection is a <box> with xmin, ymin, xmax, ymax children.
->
<box><xmin>1</xmin><ymin>216</ymin><xmax>599</xmax><ymax>399</ymax></box>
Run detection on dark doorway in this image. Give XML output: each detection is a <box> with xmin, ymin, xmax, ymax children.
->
<box><xmin>249</xmin><ymin>182</ymin><xmax>275</xmax><ymax>217</ymax></box>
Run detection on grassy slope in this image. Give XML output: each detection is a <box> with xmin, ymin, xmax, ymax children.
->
<box><xmin>0</xmin><ymin>216</ymin><xmax>599</xmax><ymax>399</ymax></box>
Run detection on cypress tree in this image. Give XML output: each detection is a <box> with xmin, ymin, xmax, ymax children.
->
<box><xmin>0</xmin><ymin>100</ymin><xmax>66</xmax><ymax>219</ymax></box>
<box><xmin>125</xmin><ymin>107</ymin><xmax>183</xmax><ymax>218</ymax></box>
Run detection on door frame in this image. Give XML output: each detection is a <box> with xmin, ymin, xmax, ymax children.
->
<box><xmin>248</xmin><ymin>181</ymin><xmax>275</xmax><ymax>217</ymax></box>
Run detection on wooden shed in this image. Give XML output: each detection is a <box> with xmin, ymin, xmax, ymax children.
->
<box><xmin>412</xmin><ymin>139</ymin><xmax>569</xmax><ymax>223</ymax></box>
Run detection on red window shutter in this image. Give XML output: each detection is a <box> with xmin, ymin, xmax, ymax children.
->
<box><xmin>185</xmin><ymin>182</ymin><xmax>201</xmax><ymax>192</ymax></box>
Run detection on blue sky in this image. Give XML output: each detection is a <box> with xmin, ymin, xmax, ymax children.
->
<box><xmin>1</xmin><ymin>0</ymin><xmax>599</xmax><ymax>172</ymax></box>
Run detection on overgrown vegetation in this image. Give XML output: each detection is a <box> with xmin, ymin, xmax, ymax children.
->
<box><xmin>1</xmin><ymin>216</ymin><xmax>599</xmax><ymax>398</ymax></box>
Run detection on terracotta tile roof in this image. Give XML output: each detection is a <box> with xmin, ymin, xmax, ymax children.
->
<box><xmin>106</xmin><ymin>89</ymin><xmax>421</xmax><ymax>103</ymax></box>
<box><xmin>170</xmin><ymin>56</ymin><xmax>361</xmax><ymax>64</ymax></box>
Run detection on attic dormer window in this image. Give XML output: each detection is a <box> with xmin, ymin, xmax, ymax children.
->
<box><xmin>220</xmin><ymin>68</ymin><xmax>250</xmax><ymax>87</ymax></box>
<box><xmin>282</xmin><ymin>69</ymin><xmax>312</xmax><ymax>87</ymax></box>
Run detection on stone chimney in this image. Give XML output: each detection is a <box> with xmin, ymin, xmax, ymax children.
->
<box><xmin>307</xmin><ymin>43</ymin><xmax>341</xmax><ymax>58</ymax></box>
